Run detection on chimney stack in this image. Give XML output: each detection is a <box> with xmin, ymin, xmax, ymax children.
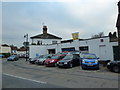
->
<box><xmin>43</xmin><ymin>25</ymin><xmax>47</xmax><ymax>37</ymax></box>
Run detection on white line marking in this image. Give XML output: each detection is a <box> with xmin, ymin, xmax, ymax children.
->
<box><xmin>3</xmin><ymin>73</ymin><xmax>47</xmax><ymax>84</ymax></box>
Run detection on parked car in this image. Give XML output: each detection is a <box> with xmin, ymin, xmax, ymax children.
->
<box><xmin>7</xmin><ymin>55</ymin><xmax>19</xmax><ymax>61</ymax></box>
<box><xmin>57</xmin><ymin>54</ymin><xmax>81</xmax><ymax>68</ymax></box>
<box><xmin>0</xmin><ymin>54</ymin><xmax>4</xmax><ymax>58</ymax></box>
<box><xmin>68</xmin><ymin>50</ymin><xmax>80</xmax><ymax>55</ymax></box>
<box><xmin>81</xmin><ymin>53</ymin><xmax>99</xmax><ymax>69</ymax></box>
<box><xmin>29</xmin><ymin>55</ymin><xmax>43</xmax><ymax>64</ymax></box>
<box><xmin>56</xmin><ymin>51</ymin><xmax>69</xmax><ymax>55</ymax></box>
<box><xmin>107</xmin><ymin>61</ymin><xmax>120</xmax><ymax>73</ymax></box>
<box><xmin>44</xmin><ymin>54</ymin><xmax>66</xmax><ymax>66</ymax></box>
<box><xmin>18</xmin><ymin>54</ymin><xmax>25</xmax><ymax>58</ymax></box>
<box><xmin>35</xmin><ymin>54</ymin><xmax>53</xmax><ymax>65</ymax></box>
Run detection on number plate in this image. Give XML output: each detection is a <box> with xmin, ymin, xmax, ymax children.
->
<box><xmin>59</xmin><ymin>64</ymin><xmax>63</xmax><ymax>66</ymax></box>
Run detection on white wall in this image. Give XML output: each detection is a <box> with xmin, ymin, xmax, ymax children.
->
<box><xmin>17</xmin><ymin>51</ymin><xmax>26</xmax><ymax>54</ymax></box>
<box><xmin>32</xmin><ymin>39</ymin><xmax>61</xmax><ymax>45</ymax></box>
<box><xmin>29</xmin><ymin>37</ymin><xmax>118</xmax><ymax>61</ymax></box>
<box><xmin>0</xmin><ymin>46</ymin><xmax>11</xmax><ymax>53</ymax></box>
<box><xmin>29</xmin><ymin>45</ymin><xmax>47</xmax><ymax>58</ymax></box>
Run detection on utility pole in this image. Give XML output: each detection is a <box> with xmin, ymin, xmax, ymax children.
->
<box><xmin>24</xmin><ymin>34</ymin><xmax>29</xmax><ymax>61</ymax></box>
<box><xmin>116</xmin><ymin>1</ymin><xmax>120</xmax><ymax>60</ymax></box>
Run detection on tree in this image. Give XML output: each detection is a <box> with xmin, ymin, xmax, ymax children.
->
<box><xmin>91</xmin><ymin>32</ymin><xmax>104</xmax><ymax>38</ymax></box>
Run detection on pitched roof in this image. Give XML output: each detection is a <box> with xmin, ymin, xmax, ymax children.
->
<box><xmin>30</xmin><ymin>33</ymin><xmax>62</xmax><ymax>39</ymax></box>
<box><xmin>10</xmin><ymin>46</ymin><xmax>18</xmax><ymax>50</ymax></box>
<box><xmin>17</xmin><ymin>48</ymin><xmax>26</xmax><ymax>51</ymax></box>
<box><xmin>2</xmin><ymin>44</ymin><xmax>9</xmax><ymax>47</ymax></box>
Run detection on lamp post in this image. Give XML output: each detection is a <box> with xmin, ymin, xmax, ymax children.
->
<box><xmin>116</xmin><ymin>1</ymin><xmax>120</xmax><ymax>60</ymax></box>
<box><xmin>24</xmin><ymin>34</ymin><xmax>29</xmax><ymax>61</ymax></box>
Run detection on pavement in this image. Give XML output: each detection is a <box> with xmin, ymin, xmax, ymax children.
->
<box><xmin>2</xmin><ymin>58</ymin><xmax>120</xmax><ymax>88</ymax></box>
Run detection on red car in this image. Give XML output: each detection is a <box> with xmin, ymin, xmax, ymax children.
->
<box><xmin>44</xmin><ymin>54</ymin><xmax>66</xmax><ymax>66</ymax></box>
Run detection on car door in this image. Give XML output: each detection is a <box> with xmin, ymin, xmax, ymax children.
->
<box><xmin>76</xmin><ymin>55</ymin><xmax>80</xmax><ymax>65</ymax></box>
<box><xmin>57</xmin><ymin>56</ymin><xmax>64</xmax><ymax>61</ymax></box>
<box><xmin>72</xmin><ymin>55</ymin><xmax>78</xmax><ymax>66</ymax></box>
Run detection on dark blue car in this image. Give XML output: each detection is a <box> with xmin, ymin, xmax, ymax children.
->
<box><xmin>81</xmin><ymin>53</ymin><xmax>99</xmax><ymax>70</ymax></box>
<box><xmin>7</xmin><ymin>55</ymin><xmax>19</xmax><ymax>61</ymax></box>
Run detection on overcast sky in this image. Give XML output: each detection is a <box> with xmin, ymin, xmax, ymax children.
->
<box><xmin>2</xmin><ymin>0</ymin><xmax>119</xmax><ymax>47</ymax></box>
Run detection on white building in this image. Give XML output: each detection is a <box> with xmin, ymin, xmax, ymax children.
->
<box><xmin>30</xmin><ymin>25</ymin><xmax>62</xmax><ymax>45</ymax></box>
<box><xmin>0</xmin><ymin>45</ymin><xmax>11</xmax><ymax>54</ymax></box>
<box><xmin>29</xmin><ymin>30</ymin><xmax>118</xmax><ymax>61</ymax></box>
<box><xmin>29</xmin><ymin>27</ymin><xmax>118</xmax><ymax>60</ymax></box>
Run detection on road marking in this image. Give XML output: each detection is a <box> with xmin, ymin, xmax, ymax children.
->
<box><xmin>3</xmin><ymin>73</ymin><xmax>47</xmax><ymax>84</ymax></box>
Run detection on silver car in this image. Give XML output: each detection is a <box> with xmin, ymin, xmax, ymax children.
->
<box><xmin>35</xmin><ymin>54</ymin><xmax>53</xmax><ymax>65</ymax></box>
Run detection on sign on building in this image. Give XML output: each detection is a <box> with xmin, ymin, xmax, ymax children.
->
<box><xmin>72</xmin><ymin>32</ymin><xmax>79</xmax><ymax>40</ymax></box>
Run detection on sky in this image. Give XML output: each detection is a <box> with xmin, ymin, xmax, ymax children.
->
<box><xmin>1</xmin><ymin>0</ymin><xmax>119</xmax><ymax>47</ymax></box>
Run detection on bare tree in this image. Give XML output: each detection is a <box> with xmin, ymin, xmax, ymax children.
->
<box><xmin>91</xmin><ymin>32</ymin><xmax>104</xmax><ymax>38</ymax></box>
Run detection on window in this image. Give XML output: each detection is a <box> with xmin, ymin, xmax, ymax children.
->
<box><xmin>79</xmin><ymin>46</ymin><xmax>88</xmax><ymax>51</ymax></box>
<box><xmin>79</xmin><ymin>46</ymin><xmax>89</xmax><ymax>53</ymax></box>
<box><xmin>52</xmin><ymin>41</ymin><xmax>57</xmax><ymax>44</ymax></box>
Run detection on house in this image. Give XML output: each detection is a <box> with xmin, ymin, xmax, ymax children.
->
<box><xmin>10</xmin><ymin>45</ymin><xmax>18</xmax><ymax>55</ymax></box>
<box><xmin>17</xmin><ymin>46</ymin><xmax>26</xmax><ymax>54</ymax></box>
<box><xmin>0</xmin><ymin>44</ymin><xmax>11</xmax><ymax>57</ymax></box>
<box><xmin>0</xmin><ymin>44</ymin><xmax>11</xmax><ymax>54</ymax></box>
<box><xmin>30</xmin><ymin>25</ymin><xmax>62</xmax><ymax>45</ymax></box>
<box><xmin>29</xmin><ymin>31</ymin><xmax>118</xmax><ymax>61</ymax></box>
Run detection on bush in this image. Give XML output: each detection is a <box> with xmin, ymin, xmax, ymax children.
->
<box><xmin>2</xmin><ymin>53</ymin><xmax>11</xmax><ymax>58</ymax></box>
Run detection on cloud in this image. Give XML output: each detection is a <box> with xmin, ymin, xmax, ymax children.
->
<box><xmin>2</xmin><ymin>1</ymin><xmax>119</xmax><ymax>47</ymax></box>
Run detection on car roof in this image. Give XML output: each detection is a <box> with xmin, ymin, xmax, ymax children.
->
<box><xmin>82</xmin><ymin>53</ymin><xmax>96</xmax><ymax>55</ymax></box>
<box><xmin>55</xmin><ymin>54</ymin><xmax>66</xmax><ymax>56</ymax></box>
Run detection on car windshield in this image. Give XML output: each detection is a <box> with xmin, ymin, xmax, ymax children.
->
<box><xmin>38</xmin><ymin>57</ymin><xmax>46</xmax><ymax>60</ymax></box>
<box><xmin>83</xmin><ymin>54</ymin><xmax>96</xmax><ymax>59</ymax></box>
<box><xmin>10</xmin><ymin>55</ymin><xmax>16</xmax><ymax>57</ymax></box>
<box><xmin>63</xmin><ymin>55</ymin><xmax>73</xmax><ymax>60</ymax></box>
<box><xmin>51</xmin><ymin>56</ymin><xmax>59</xmax><ymax>59</ymax></box>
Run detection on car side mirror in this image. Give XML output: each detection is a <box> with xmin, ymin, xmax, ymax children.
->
<box><xmin>81</xmin><ymin>58</ymin><xmax>83</xmax><ymax>59</ymax></box>
<box><xmin>97</xmin><ymin>57</ymin><xmax>99</xmax><ymax>59</ymax></box>
<box><xmin>48</xmin><ymin>56</ymin><xmax>51</xmax><ymax>58</ymax></box>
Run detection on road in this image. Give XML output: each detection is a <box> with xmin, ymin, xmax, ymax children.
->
<box><xmin>2</xmin><ymin>58</ymin><xmax>119</xmax><ymax>88</ymax></box>
<box><xmin>2</xmin><ymin>74</ymin><xmax>64</xmax><ymax>88</ymax></box>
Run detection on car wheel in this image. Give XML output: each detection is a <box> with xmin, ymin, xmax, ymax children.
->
<box><xmin>70</xmin><ymin>63</ymin><xmax>73</xmax><ymax>68</ymax></box>
<box><xmin>81</xmin><ymin>65</ymin><xmax>85</xmax><ymax>70</ymax></box>
<box><xmin>112</xmin><ymin>66</ymin><xmax>120</xmax><ymax>73</ymax></box>
<box><xmin>96</xmin><ymin>65</ymin><xmax>99</xmax><ymax>70</ymax></box>
<box><xmin>54</xmin><ymin>63</ymin><xmax>57</xmax><ymax>67</ymax></box>
<box><xmin>96</xmin><ymin>67</ymin><xmax>99</xmax><ymax>70</ymax></box>
<box><xmin>43</xmin><ymin>61</ymin><xmax>45</xmax><ymax>65</ymax></box>
<box><xmin>81</xmin><ymin>66</ymin><xmax>85</xmax><ymax>70</ymax></box>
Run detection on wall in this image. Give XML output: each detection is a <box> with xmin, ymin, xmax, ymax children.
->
<box><xmin>29</xmin><ymin>37</ymin><xmax>118</xmax><ymax>61</ymax></box>
<box><xmin>32</xmin><ymin>39</ymin><xmax>61</xmax><ymax>45</ymax></box>
<box><xmin>0</xmin><ymin>46</ymin><xmax>11</xmax><ymax>53</ymax></box>
<box><xmin>29</xmin><ymin>45</ymin><xmax>47</xmax><ymax>58</ymax></box>
<box><xmin>17</xmin><ymin>51</ymin><xmax>26</xmax><ymax>54</ymax></box>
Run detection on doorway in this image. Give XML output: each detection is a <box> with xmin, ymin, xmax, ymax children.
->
<box><xmin>113</xmin><ymin>46</ymin><xmax>119</xmax><ymax>61</ymax></box>
<box><xmin>99</xmin><ymin>45</ymin><xmax>107</xmax><ymax>60</ymax></box>
<box><xmin>48</xmin><ymin>49</ymin><xmax>56</xmax><ymax>54</ymax></box>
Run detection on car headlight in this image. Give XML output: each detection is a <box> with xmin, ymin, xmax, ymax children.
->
<box><xmin>64</xmin><ymin>62</ymin><xmax>68</xmax><ymax>64</ymax></box>
<box><xmin>107</xmin><ymin>62</ymin><xmax>110</xmax><ymax>65</ymax></box>
<box><xmin>82</xmin><ymin>60</ymin><xmax>85</xmax><ymax>63</ymax></box>
<box><xmin>95</xmin><ymin>60</ymin><xmax>98</xmax><ymax>63</ymax></box>
<box><xmin>50</xmin><ymin>60</ymin><xmax>54</xmax><ymax>63</ymax></box>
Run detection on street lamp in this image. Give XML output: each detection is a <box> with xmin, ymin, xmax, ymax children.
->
<box><xmin>24</xmin><ymin>34</ymin><xmax>29</xmax><ymax>61</ymax></box>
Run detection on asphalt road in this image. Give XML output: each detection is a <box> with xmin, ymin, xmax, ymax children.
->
<box><xmin>2</xmin><ymin>58</ymin><xmax>120</xmax><ymax>88</ymax></box>
<box><xmin>2</xmin><ymin>74</ymin><xmax>64</xmax><ymax>88</ymax></box>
